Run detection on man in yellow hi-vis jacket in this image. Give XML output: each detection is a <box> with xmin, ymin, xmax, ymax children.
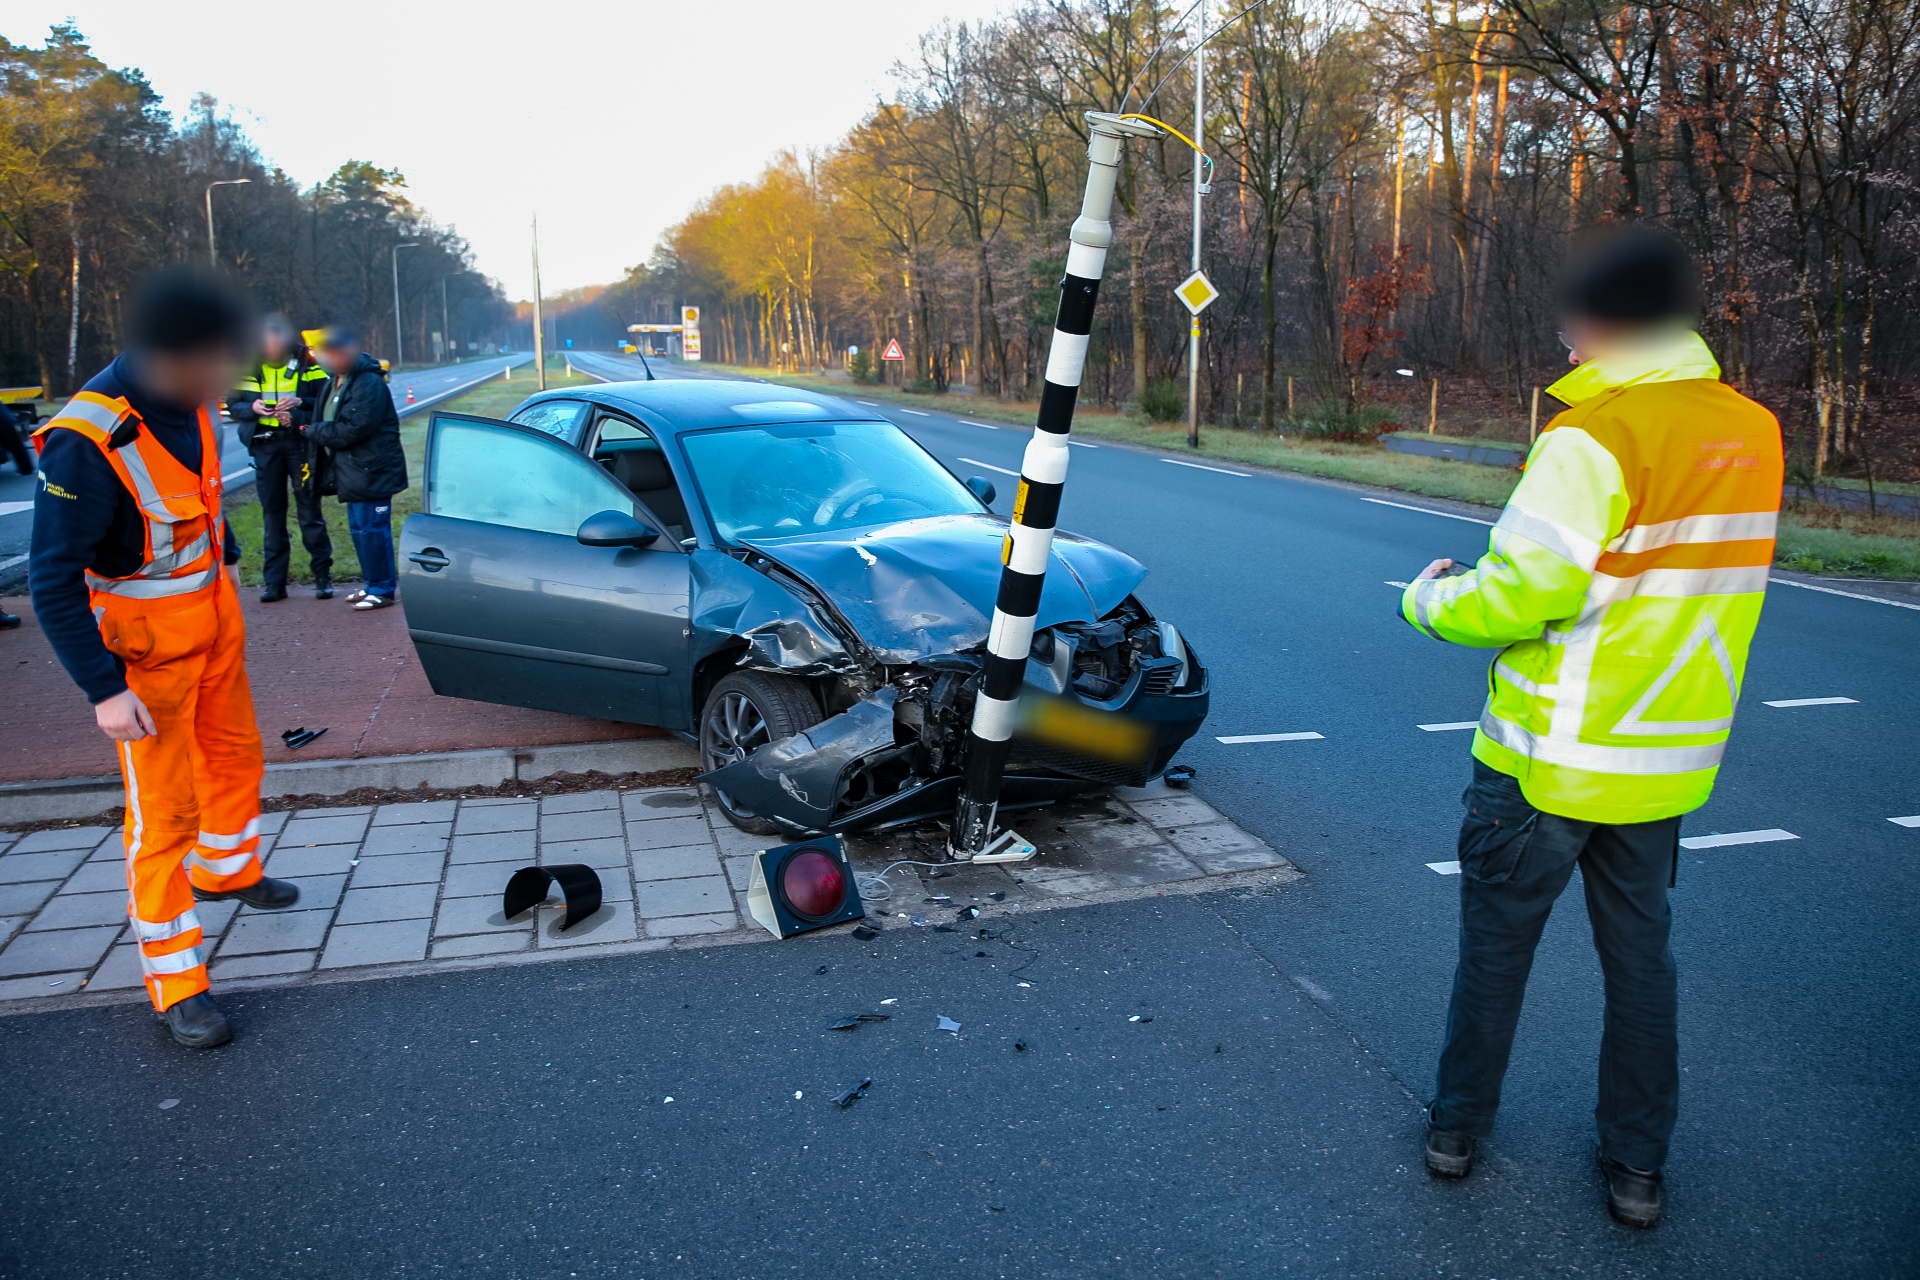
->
<box><xmin>1402</xmin><ymin>227</ymin><xmax>1782</xmax><ymax>1230</ymax></box>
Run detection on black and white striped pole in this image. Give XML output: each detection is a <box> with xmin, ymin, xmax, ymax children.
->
<box><xmin>950</xmin><ymin>111</ymin><xmax>1164</xmax><ymax>862</ymax></box>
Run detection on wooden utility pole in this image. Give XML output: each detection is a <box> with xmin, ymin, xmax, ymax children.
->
<box><xmin>1428</xmin><ymin>378</ymin><xmax>1439</xmax><ymax>434</ymax></box>
<box><xmin>1529</xmin><ymin>386</ymin><xmax>1541</xmax><ymax>442</ymax></box>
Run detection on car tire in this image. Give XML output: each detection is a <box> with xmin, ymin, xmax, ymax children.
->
<box><xmin>699</xmin><ymin>671</ymin><xmax>824</xmax><ymax>834</ymax></box>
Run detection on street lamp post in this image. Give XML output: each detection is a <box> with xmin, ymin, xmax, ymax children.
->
<box><xmin>392</xmin><ymin>241</ymin><xmax>421</xmax><ymax>368</ymax></box>
<box><xmin>1186</xmin><ymin>0</ymin><xmax>1207</xmax><ymax>450</ymax></box>
<box><xmin>204</xmin><ymin>179</ymin><xmax>251</xmax><ymax>270</ymax></box>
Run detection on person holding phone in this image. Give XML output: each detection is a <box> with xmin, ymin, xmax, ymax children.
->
<box><xmin>228</xmin><ymin>313</ymin><xmax>333</xmax><ymax>602</ymax></box>
<box><xmin>1399</xmin><ymin>227</ymin><xmax>1783</xmax><ymax>1229</ymax></box>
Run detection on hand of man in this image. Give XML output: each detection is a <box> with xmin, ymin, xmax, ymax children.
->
<box><xmin>1417</xmin><ymin>558</ymin><xmax>1455</xmax><ymax>581</ymax></box>
<box><xmin>95</xmin><ymin>689</ymin><xmax>157</xmax><ymax>742</ymax></box>
<box><xmin>252</xmin><ymin>398</ymin><xmax>274</xmax><ymax>418</ymax></box>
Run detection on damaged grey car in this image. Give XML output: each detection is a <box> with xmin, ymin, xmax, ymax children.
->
<box><xmin>398</xmin><ymin>380</ymin><xmax>1209</xmax><ymax>836</ymax></box>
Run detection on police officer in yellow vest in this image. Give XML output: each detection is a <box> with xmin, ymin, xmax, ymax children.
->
<box><xmin>228</xmin><ymin>314</ymin><xmax>332</xmax><ymax>602</ymax></box>
<box><xmin>1403</xmin><ymin>227</ymin><xmax>1782</xmax><ymax>1229</ymax></box>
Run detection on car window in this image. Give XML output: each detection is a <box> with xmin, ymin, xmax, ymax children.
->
<box><xmin>431</xmin><ymin>418</ymin><xmax>632</xmax><ymax>537</ymax></box>
<box><xmin>594</xmin><ymin>415</ymin><xmax>648</xmax><ymax>445</ymax></box>
<box><xmin>508</xmin><ymin>398</ymin><xmax>588</xmax><ymax>441</ymax></box>
<box><xmin>680</xmin><ymin>420</ymin><xmax>980</xmax><ymax>543</ymax></box>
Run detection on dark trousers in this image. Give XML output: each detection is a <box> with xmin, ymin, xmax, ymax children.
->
<box><xmin>252</xmin><ymin>443</ymin><xmax>332</xmax><ymax>587</ymax></box>
<box><xmin>1432</xmin><ymin>759</ymin><xmax>1681</xmax><ymax>1171</ymax></box>
<box><xmin>345</xmin><ymin>500</ymin><xmax>397</xmax><ymax>598</ymax></box>
<box><xmin>0</xmin><ymin>408</ymin><xmax>31</xmax><ymax>473</ymax></box>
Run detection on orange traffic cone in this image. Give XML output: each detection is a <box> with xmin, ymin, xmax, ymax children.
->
<box><xmin>406</xmin><ymin>386</ymin><xmax>416</xmax><ymax>404</ymax></box>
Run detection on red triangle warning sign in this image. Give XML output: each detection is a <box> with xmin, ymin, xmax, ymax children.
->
<box><xmin>881</xmin><ymin>338</ymin><xmax>906</xmax><ymax>361</ymax></box>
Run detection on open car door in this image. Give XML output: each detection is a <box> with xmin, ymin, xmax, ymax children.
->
<box><xmin>398</xmin><ymin>411</ymin><xmax>691</xmax><ymax>729</ymax></box>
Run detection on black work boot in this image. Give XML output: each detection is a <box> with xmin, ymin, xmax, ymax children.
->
<box><xmin>1425</xmin><ymin>1111</ymin><xmax>1475</xmax><ymax>1178</ymax></box>
<box><xmin>313</xmin><ymin>577</ymin><xmax>334</xmax><ymax>600</ymax></box>
<box><xmin>260</xmin><ymin>584</ymin><xmax>287</xmax><ymax>603</ymax></box>
<box><xmin>1598</xmin><ymin>1153</ymin><xmax>1665</xmax><ymax>1228</ymax></box>
<box><xmin>192</xmin><ymin>876</ymin><xmax>301</xmax><ymax>910</ymax></box>
<box><xmin>0</xmin><ymin>611</ymin><xmax>19</xmax><ymax>630</ymax></box>
<box><xmin>161</xmin><ymin>993</ymin><xmax>232</xmax><ymax>1049</ymax></box>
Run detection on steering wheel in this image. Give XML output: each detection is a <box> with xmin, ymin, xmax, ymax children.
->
<box><xmin>812</xmin><ymin>478</ymin><xmax>885</xmax><ymax>526</ymax></box>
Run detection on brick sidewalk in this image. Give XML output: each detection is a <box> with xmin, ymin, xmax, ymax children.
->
<box><xmin>2</xmin><ymin>591</ymin><xmax>663</xmax><ymax>785</ymax></box>
<box><xmin>0</xmin><ymin>785</ymin><xmax>1298</xmax><ymax>1007</ymax></box>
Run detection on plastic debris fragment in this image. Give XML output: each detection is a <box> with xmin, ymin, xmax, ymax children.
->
<box><xmin>937</xmin><ymin>1015</ymin><xmax>962</xmax><ymax>1033</ymax></box>
<box><xmin>1129</xmin><ymin>1014</ymin><xmax>1154</xmax><ymax>1024</ymax></box>
<box><xmin>502</xmin><ymin>863</ymin><xmax>603</xmax><ymax>930</ymax></box>
<box><xmin>852</xmin><ymin>925</ymin><xmax>879</xmax><ymax>941</ymax></box>
<box><xmin>834</xmin><ymin>1077</ymin><xmax>873</xmax><ymax>1109</ymax></box>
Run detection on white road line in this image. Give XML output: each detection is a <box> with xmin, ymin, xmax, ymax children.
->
<box><xmin>1162</xmin><ymin>458</ymin><xmax>1251</xmax><ymax>477</ymax></box>
<box><xmin>1772</xmin><ymin>577</ymin><xmax>1920</xmax><ymax>611</ymax></box>
<box><xmin>856</xmin><ymin>400</ymin><xmax>881</xmax><ymax>406</ymax></box>
<box><xmin>898</xmin><ymin>408</ymin><xmax>931</xmax><ymax>416</ymax></box>
<box><xmin>959</xmin><ymin>457</ymin><xmax>1021</xmax><ymax>477</ymax></box>
<box><xmin>1888</xmin><ymin>815</ymin><xmax>1920</xmax><ymax>829</ymax></box>
<box><xmin>1418</xmin><ymin>722</ymin><xmax>1479</xmax><ymax>732</ymax></box>
<box><xmin>0</xmin><ymin>552</ymin><xmax>26</xmax><ymax>572</ymax></box>
<box><xmin>1362</xmin><ymin>496</ymin><xmax>1496</xmax><ymax>526</ymax></box>
<box><xmin>1428</xmin><ymin>861</ymin><xmax>1462</xmax><ymax>875</ymax></box>
<box><xmin>1384</xmin><ymin>579</ymin><xmax>1410</xmax><ymax>588</ymax></box>
<box><xmin>1678</xmin><ymin>829</ymin><xmax>1798</xmax><ymax>850</ymax></box>
<box><xmin>959</xmin><ymin>419</ymin><xmax>1000</xmax><ymax>429</ymax></box>
<box><xmin>1216</xmin><ymin>731</ymin><xmax>1325</xmax><ymax>744</ymax></box>
<box><xmin>1070</xmin><ymin>440</ymin><xmax>1099</xmax><ymax>448</ymax></box>
<box><xmin>0</xmin><ymin>500</ymin><xmax>32</xmax><ymax>517</ymax></box>
<box><xmin>1762</xmin><ymin>696</ymin><xmax>1858</xmax><ymax>708</ymax></box>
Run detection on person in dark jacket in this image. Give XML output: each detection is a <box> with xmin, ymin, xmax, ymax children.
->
<box><xmin>305</xmin><ymin>327</ymin><xmax>405</xmax><ymax>610</ymax></box>
<box><xmin>227</xmin><ymin>314</ymin><xmax>333</xmax><ymax>603</ymax></box>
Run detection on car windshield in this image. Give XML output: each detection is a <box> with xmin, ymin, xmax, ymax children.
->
<box><xmin>680</xmin><ymin>420</ymin><xmax>981</xmax><ymax>542</ymax></box>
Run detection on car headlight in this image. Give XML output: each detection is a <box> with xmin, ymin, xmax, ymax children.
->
<box><xmin>1157</xmin><ymin>621</ymin><xmax>1191</xmax><ymax>690</ymax></box>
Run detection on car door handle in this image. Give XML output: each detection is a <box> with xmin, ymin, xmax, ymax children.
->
<box><xmin>408</xmin><ymin>547</ymin><xmax>450</xmax><ymax>572</ymax></box>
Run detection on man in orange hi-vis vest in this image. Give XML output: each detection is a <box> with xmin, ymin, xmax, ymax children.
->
<box><xmin>29</xmin><ymin>267</ymin><xmax>301</xmax><ymax>1049</ymax></box>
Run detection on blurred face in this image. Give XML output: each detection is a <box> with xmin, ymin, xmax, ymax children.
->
<box><xmin>1558</xmin><ymin>316</ymin><xmax>1636</xmax><ymax>366</ymax></box>
<box><xmin>138</xmin><ymin>345</ymin><xmax>244</xmax><ymax>408</ymax></box>
<box><xmin>317</xmin><ymin>341</ymin><xmax>360</xmax><ymax>375</ymax></box>
<box><xmin>262</xmin><ymin>324</ymin><xmax>294</xmax><ymax>363</ymax></box>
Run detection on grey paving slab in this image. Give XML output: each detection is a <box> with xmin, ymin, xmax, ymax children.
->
<box><xmin>535</xmin><ymin>899</ymin><xmax>637</xmax><ymax>948</ymax></box>
<box><xmin>0</xmin><ymin>880</ymin><xmax>63</xmax><ymax>916</ymax></box>
<box><xmin>1125</xmin><ymin>794</ymin><xmax>1227</xmax><ymax>830</ymax></box>
<box><xmin>217</xmin><ymin>909</ymin><xmax>332</xmax><ymax>957</ymax></box>
<box><xmin>61</xmin><ymin>860</ymin><xmax>130</xmax><ymax>894</ymax></box>
<box><xmin>293</xmin><ymin>805</ymin><xmax>371</xmax><ymax>818</ymax></box>
<box><xmin>454</xmin><ymin>803</ymin><xmax>537</xmax><ymax>835</ymax></box>
<box><xmin>634</xmin><ymin>875</ymin><xmax>733</xmax><ymax>920</ymax></box>
<box><xmin>348</xmin><ymin>852</ymin><xmax>446</xmax><ymax>888</ymax></box>
<box><xmin>276</xmin><ymin>874</ymin><xmax>347</xmax><ymax>913</ymax></box>
<box><xmin>359</xmin><ymin>823</ymin><xmax>450</xmax><ymax>856</ymax></box>
<box><xmin>265</xmin><ymin>843</ymin><xmax>358</xmax><ymax>878</ymax></box>
<box><xmin>194</xmin><ymin>899</ymin><xmax>241</xmax><ymax>939</ymax></box>
<box><xmin>1163</xmin><ymin>821</ymin><xmax>1279</xmax><ymax>870</ymax></box>
<box><xmin>0</xmin><ymin>917</ymin><xmax>22</xmax><ymax>945</ymax></box>
<box><xmin>623</xmin><ymin>788</ymin><xmax>704</xmax><ymax>821</ymax></box>
<box><xmin>539</xmin><ymin>836</ymin><xmax>629</xmax><ymax>870</ymax></box>
<box><xmin>0</xmin><ymin>925</ymin><xmax>120</xmax><ymax>977</ymax></box>
<box><xmin>449</xmin><ymin>830</ymin><xmax>536</xmax><ymax>864</ymax></box>
<box><xmin>319</xmin><ymin>918</ymin><xmax>431</xmax><ymax>969</ymax></box>
<box><xmin>627</xmin><ymin>816</ymin><xmax>713</xmax><ymax>852</ymax></box>
<box><xmin>26</xmin><ymin>890</ymin><xmax>128</xmax><ymax>932</ymax></box>
<box><xmin>433</xmin><ymin>895</ymin><xmax>531</xmax><ymax>939</ymax></box>
<box><xmin>0</xmin><ymin>832</ymin><xmax>15</xmax><ymax>854</ymax></box>
<box><xmin>86</xmin><ymin>943</ymin><xmax>145</xmax><ymax>991</ymax></box>
<box><xmin>0</xmin><ymin>850</ymin><xmax>89</xmax><ymax>884</ymax></box>
<box><xmin>9</xmin><ymin>826</ymin><xmax>113</xmax><ymax>854</ymax></box>
<box><xmin>540</xmin><ymin>790</ymin><xmax>619</xmax><ymax>815</ymax></box>
<box><xmin>708</xmin><ymin>821</ymin><xmax>769</xmax><ymax>859</ymax></box>
<box><xmin>334</xmin><ymin>884</ymin><xmax>439</xmax><ymax>926</ymax></box>
<box><xmin>459</xmin><ymin>796</ymin><xmax>526</xmax><ymax>808</ymax></box>
<box><xmin>371</xmin><ymin>800</ymin><xmax>457</xmax><ymax>826</ymax></box>
<box><xmin>0</xmin><ymin>972</ymin><xmax>89</xmax><ymax>999</ymax></box>
<box><xmin>431</xmin><ymin>932</ymin><xmax>532</xmax><ymax>960</ymax></box>
<box><xmin>258</xmin><ymin>811</ymin><xmax>289</xmax><ymax>835</ymax></box>
<box><xmin>441</xmin><ymin>861</ymin><xmax>519</xmax><ymax>899</ymax></box>
<box><xmin>722</xmin><ymin>855</ymin><xmax>756</xmax><ymax>892</ymax></box>
<box><xmin>645</xmin><ymin>912</ymin><xmax>739</xmax><ymax>939</ymax></box>
<box><xmin>279</xmin><ymin>813</ymin><xmax>371</xmax><ymax>847</ymax></box>
<box><xmin>87</xmin><ymin>837</ymin><xmax>128</xmax><ymax>862</ymax></box>
<box><xmin>210</xmin><ymin>951</ymin><xmax>315</xmax><ymax>979</ymax></box>
<box><xmin>540</xmin><ymin>808</ymin><xmax>623</xmax><ymax>842</ymax></box>
<box><xmin>1054</xmin><ymin>819</ymin><xmax>1207</xmax><ymax>886</ymax></box>
<box><xmin>631</xmin><ymin>845</ymin><xmax>724</xmax><ymax>882</ymax></box>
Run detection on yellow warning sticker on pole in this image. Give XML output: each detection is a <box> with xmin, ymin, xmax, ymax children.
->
<box><xmin>1175</xmin><ymin>271</ymin><xmax>1219</xmax><ymax>315</ymax></box>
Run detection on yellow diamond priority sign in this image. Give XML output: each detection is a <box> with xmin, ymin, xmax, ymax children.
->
<box><xmin>1175</xmin><ymin>271</ymin><xmax>1219</xmax><ymax>315</ymax></box>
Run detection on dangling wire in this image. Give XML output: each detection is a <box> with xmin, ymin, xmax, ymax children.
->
<box><xmin>1117</xmin><ymin>0</ymin><xmax>1208</xmax><ymax>114</ymax></box>
<box><xmin>1132</xmin><ymin>0</ymin><xmax>1273</xmax><ymax>117</ymax></box>
<box><xmin>1118</xmin><ymin>113</ymin><xmax>1215</xmax><ymax>189</ymax></box>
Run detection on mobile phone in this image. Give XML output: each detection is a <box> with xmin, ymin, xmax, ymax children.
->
<box><xmin>1441</xmin><ymin>560</ymin><xmax>1474</xmax><ymax>577</ymax></box>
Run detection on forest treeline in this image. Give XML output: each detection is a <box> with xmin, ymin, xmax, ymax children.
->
<box><xmin>610</xmin><ymin>0</ymin><xmax>1918</xmax><ymax>478</ymax></box>
<box><xmin>1</xmin><ymin>25</ymin><xmax>513</xmax><ymax>396</ymax></box>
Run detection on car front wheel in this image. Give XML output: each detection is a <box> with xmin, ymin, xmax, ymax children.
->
<box><xmin>698</xmin><ymin>671</ymin><xmax>823</xmax><ymax>834</ymax></box>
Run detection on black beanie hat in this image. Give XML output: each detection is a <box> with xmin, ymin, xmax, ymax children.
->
<box><xmin>1558</xmin><ymin>225</ymin><xmax>1699</xmax><ymax>323</ymax></box>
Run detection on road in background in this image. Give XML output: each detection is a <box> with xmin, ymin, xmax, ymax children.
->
<box><xmin>390</xmin><ymin>352</ymin><xmax>536</xmax><ymax>418</ymax></box>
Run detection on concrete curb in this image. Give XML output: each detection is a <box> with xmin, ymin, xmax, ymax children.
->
<box><xmin>0</xmin><ymin>737</ymin><xmax>699</xmax><ymax>825</ymax></box>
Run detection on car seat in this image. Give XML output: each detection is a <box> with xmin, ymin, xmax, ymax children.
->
<box><xmin>602</xmin><ymin>445</ymin><xmax>691</xmax><ymax>540</ymax></box>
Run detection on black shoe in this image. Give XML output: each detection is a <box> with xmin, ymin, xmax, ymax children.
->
<box><xmin>1425</xmin><ymin>1116</ymin><xmax>1475</xmax><ymax>1178</ymax></box>
<box><xmin>260</xmin><ymin>584</ymin><xmax>288</xmax><ymax>603</ymax></box>
<box><xmin>161</xmin><ymin>993</ymin><xmax>232</xmax><ymax>1049</ymax></box>
<box><xmin>1598</xmin><ymin>1153</ymin><xmax>1664</xmax><ymax>1228</ymax></box>
<box><xmin>192</xmin><ymin>876</ymin><xmax>301</xmax><ymax>910</ymax></box>
<box><xmin>313</xmin><ymin>578</ymin><xmax>334</xmax><ymax>600</ymax></box>
<box><xmin>0</xmin><ymin>611</ymin><xmax>19</xmax><ymax>630</ymax></box>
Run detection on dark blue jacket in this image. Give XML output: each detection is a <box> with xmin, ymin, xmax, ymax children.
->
<box><xmin>28</xmin><ymin>355</ymin><xmax>244</xmax><ymax>704</ymax></box>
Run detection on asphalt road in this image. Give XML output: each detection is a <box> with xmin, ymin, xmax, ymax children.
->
<box><xmin>2</xmin><ymin>364</ymin><xmax>1914</xmax><ymax>1277</ymax></box>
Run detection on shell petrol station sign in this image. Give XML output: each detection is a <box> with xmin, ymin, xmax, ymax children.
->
<box><xmin>681</xmin><ymin>306</ymin><xmax>701</xmax><ymax>362</ymax></box>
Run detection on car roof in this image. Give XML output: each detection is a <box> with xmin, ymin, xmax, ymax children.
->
<box><xmin>517</xmin><ymin>379</ymin><xmax>888</xmax><ymax>437</ymax></box>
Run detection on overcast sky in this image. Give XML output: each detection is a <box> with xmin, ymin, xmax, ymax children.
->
<box><xmin>6</xmin><ymin>1</ymin><xmax>1009</xmax><ymax>298</ymax></box>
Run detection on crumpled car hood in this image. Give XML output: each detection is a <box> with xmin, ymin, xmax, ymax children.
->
<box><xmin>739</xmin><ymin>513</ymin><xmax>1147</xmax><ymax>664</ymax></box>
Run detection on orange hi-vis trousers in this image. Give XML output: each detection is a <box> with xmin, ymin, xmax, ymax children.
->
<box><xmin>102</xmin><ymin>573</ymin><xmax>265</xmax><ymax>1011</ymax></box>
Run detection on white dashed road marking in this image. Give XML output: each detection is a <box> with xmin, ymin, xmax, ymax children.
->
<box><xmin>959</xmin><ymin>458</ymin><xmax>1021</xmax><ymax>477</ymax></box>
<box><xmin>1216</xmin><ymin>732</ymin><xmax>1325</xmax><ymax>744</ymax></box>
<box><xmin>1762</xmin><ymin>697</ymin><xmax>1858</xmax><ymax>708</ymax></box>
<box><xmin>1418</xmin><ymin>722</ymin><xmax>1479</xmax><ymax>732</ymax></box>
<box><xmin>0</xmin><ymin>553</ymin><xmax>25</xmax><ymax>572</ymax></box>
<box><xmin>0</xmin><ymin>501</ymin><xmax>33</xmax><ymax>518</ymax></box>
<box><xmin>1889</xmin><ymin>816</ymin><xmax>1920</xmax><ymax>829</ymax></box>
<box><xmin>959</xmin><ymin>419</ymin><xmax>1000</xmax><ymax>429</ymax></box>
<box><xmin>1679</xmin><ymin>829</ymin><xmax>1799</xmax><ymax>850</ymax></box>
<box><xmin>1428</xmin><ymin>861</ymin><xmax>1462</xmax><ymax>875</ymax></box>
<box><xmin>1162</xmin><ymin>458</ymin><xmax>1251</xmax><ymax>477</ymax></box>
<box><xmin>1069</xmin><ymin>440</ymin><xmax>1099</xmax><ymax>447</ymax></box>
<box><xmin>1385</xmin><ymin>580</ymin><xmax>1410</xmax><ymax>588</ymax></box>
<box><xmin>856</xmin><ymin>400</ymin><xmax>881</xmax><ymax>406</ymax></box>
<box><xmin>1773</xmin><ymin>578</ymin><xmax>1920</xmax><ymax>612</ymax></box>
<box><xmin>1362</xmin><ymin>496</ymin><xmax>1496</xmax><ymax>526</ymax></box>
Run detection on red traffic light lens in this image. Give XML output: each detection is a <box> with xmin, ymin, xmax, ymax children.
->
<box><xmin>781</xmin><ymin>849</ymin><xmax>846</xmax><ymax>919</ymax></box>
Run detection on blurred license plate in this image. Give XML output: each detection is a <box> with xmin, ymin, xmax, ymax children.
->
<box><xmin>1016</xmin><ymin>694</ymin><xmax>1152</xmax><ymax>765</ymax></box>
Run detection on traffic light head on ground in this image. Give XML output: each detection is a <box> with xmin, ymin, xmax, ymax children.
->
<box><xmin>746</xmin><ymin>837</ymin><xmax>865</xmax><ymax>939</ymax></box>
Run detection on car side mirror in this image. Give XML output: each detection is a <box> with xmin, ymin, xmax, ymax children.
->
<box><xmin>965</xmin><ymin>476</ymin><xmax>997</xmax><ymax>505</ymax></box>
<box><xmin>577</xmin><ymin>509</ymin><xmax>660</xmax><ymax>547</ymax></box>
